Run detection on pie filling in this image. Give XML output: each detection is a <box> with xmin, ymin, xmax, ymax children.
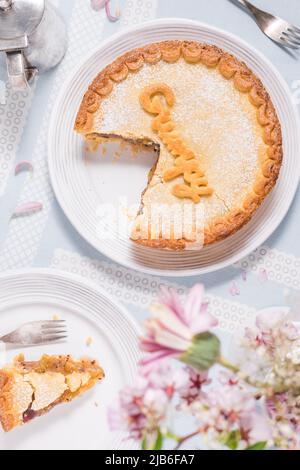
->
<box><xmin>20</xmin><ymin>370</ymin><xmax>92</xmax><ymax>423</ymax></box>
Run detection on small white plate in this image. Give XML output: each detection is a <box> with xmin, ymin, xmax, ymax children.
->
<box><xmin>0</xmin><ymin>269</ymin><xmax>140</xmax><ymax>450</ymax></box>
<box><xmin>48</xmin><ymin>18</ymin><xmax>300</xmax><ymax>277</ymax></box>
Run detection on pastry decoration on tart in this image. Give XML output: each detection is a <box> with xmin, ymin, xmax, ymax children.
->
<box><xmin>0</xmin><ymin>354</ymin><xmax>104</xmax><ymax>432</ymax></box>
<box><xmin>75</xmin><ymin>41</ymin><xmax>282</xmax><ymax>250</ymax></box>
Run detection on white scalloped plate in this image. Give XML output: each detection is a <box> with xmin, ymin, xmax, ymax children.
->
<box><xmin>48</xmin><ymin>18</ymin><xmax>300</xmax><ymax>277</ymax></box>
<box><xmin>0</xmin><ymin>269</ymin><xmax>140</xmax><ymax>450</ymax></box>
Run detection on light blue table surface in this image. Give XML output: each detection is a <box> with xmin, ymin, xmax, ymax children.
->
<box><xmin>0</xmin><ymin>0</ymin><xmax>299</xmax><ymax>450</ymax></box>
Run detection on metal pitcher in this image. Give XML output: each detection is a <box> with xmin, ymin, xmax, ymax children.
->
<box><xmin>0</xmin><ymin>0</ymin><xmax>67</xmax><ymax>90</ymax></box>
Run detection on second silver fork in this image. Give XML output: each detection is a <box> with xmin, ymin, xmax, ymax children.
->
<box><xmin>0</xmin><ymin>320</ymin><xmax>67</xmax><ymax>345</ymax></box>
<box><xmin>232</xmin><ymin>0</ymin><xmax>300</xmax><ymax>50</ymax></box>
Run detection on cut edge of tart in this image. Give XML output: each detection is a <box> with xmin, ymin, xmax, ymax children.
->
<box><xmin>0</xmin><ymin>354</ymin><xmax>104</xmax><ymax>432</ymax></box>
<box><xmin>75</xmin><ymin>40</ymin><xmax>283</xmax><ymax>250</ymax></box>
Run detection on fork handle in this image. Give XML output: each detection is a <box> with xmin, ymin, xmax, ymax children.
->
<box><xmin>233</xmin><ymin>0</ymin><xmax>259</xmax><ymax>15</ymax></box>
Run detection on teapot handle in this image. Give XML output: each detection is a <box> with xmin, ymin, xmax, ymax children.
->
<box><xmin>5</xmin><ymin>50</ymin><xmax>37</xmax><ymax>90</ymax></box>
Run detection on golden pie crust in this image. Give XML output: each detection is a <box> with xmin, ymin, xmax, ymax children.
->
<box><xmin>75</xmin><ymin>41</ymin><xmax>282</xmax><ymax>249</ymax></box>
<box><xmin>0</xmin><ymin>354</ymin><xmax>104</xmax><ymax>432</ymax></box>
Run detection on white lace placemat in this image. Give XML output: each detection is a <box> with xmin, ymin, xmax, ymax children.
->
<box><xmin>234</xmin><ymin>245</ymin><xmax>300</xmax><ymax>290</ymax></box>
<box><xmin>0</xmin><ymin>84</ymin><xmax>36</xmax><ymax>197</ymax></box>
<box><xmin>51</xmin><ymin>248</ymin><xmax>256</xmax><ymax>334</ymax></box>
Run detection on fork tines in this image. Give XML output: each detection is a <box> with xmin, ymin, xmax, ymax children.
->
<box><xmin>41</xmin><ymin>320</ymin><xmax>68</xmax><ymax>343</ymax></box>
<box><xmin>280</xmin><ymin>26</ymin><xmax>300</xmax><ymax>49</ymax></box>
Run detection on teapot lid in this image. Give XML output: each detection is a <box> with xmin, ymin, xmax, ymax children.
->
<box><xmin>0</xmin><ymin>0</ymin><xmax>45</xmax><ymax>41</ymax></box>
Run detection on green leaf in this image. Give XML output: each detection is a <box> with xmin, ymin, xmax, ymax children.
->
<box><xmin>225</xmin><ymin>430</ymin><xmax>241</xmax><ymax>450</ymax></box>
<box><xmin>180</xmin><ymin>332</ymin><xmax>221</xmax><ymax>371</ymax></box>
<box><xmin>142</xmin><ymin>429</ymin><xmax>164</xmax><ymax>450</ymax></box>
<box><xmin>246</xmin><ymin>441</ymin><xmax>267</xmax><ymax>450</ymax></box>
<box><xmin>153</xmin><ymin>429</ymin><xmax>163</xmax><ymax>450</ymax></box>
<box><xmin>141</xmin><ymin>437</ymin><xmax>147</xmax><ymax>450</ymax></box>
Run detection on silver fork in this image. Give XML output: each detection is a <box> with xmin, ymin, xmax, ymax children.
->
<box><xmin>232</xmin><ymin>0</ymin><xmax>300</xmax><ymax>49</ymax></box>
<box><xmin>0</xmin><ymin>320</ymin><xmax>67</xmax><ymax>345</ymax></box>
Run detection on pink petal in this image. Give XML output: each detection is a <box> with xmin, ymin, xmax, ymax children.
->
<box><xmin>184</xmin><ymin>284</ymin><xmax>205</xmax><ymax>325</ymax></box>
<box><xmin>259</xmin><ymin>268</ymin><xmax>268</xmax><ymax>283</ymax></box>
<box><xmin>15</xmin><ymin>161</ymin><xmax>34</xmax><ymax>175</ymax></box>
<box><xmin>90</xmin><ymin>0</ymin><xmax>107</xmax><ymax>11</ymax></box>
<box><xmin>200</xmin><ymin>301</ymin><xmax>210</xmax><ymax>314</ymax></box>
<box><xmin>145</xmin><ymin>315</ymin><xmax>188</xmax><ymax>344</ymax></box>
<box><xmin>229</xmin><ymin>281</ymin><xmax>240</xmax><ymax>297</ymax></box>
<box><xmin>240</xmin><ymin>411</ymin><xmax>272</xmax><ymax>443</ymax></box>
<box><xmin>139</xmin><ymin>339</ymin><xmax>160</xmax><ymax>353</ymax></box>
<box><xmin>140</xmin><ymin>350</ymin><xmax>176</xmax><ymax>366</ymax></box>
<box><xmin>142</xmin><ymin>315</ymin><xmax>190</xmax><ymax>354</ymax></box>
<box><xmin>105</xmin><ymin>0</ymin><xmax>121</xmax><ymax>22</ymax></box>
<box><xmin>244</xmin><ymin>326</ymin><xmax>257</xmax><ymax>341</ymax></box>
<box><xmin>12</xmin><ymin>201</ymin><xmax>43</xmax><ymax>217</ymax></box>
<box><xmin>191</xmin><ymin>312</ymin><xmax>218</xmax><ymax>335</ymax></box>
<box><xmin>154</xmin><ymin>324</ymin><xmax>191</xmax><ymax>351</ymax></box>
<box><xmin>107</xmin><ymin>406</ymin><xmax>122</xmax><ymax>431</ymax></box>
<box><xmin>155</xmin><ymin>310</ymin><xmax>191</xmax><ymax>341</ymax></box>
<box><xmin>140</xmin><ymin>338</ymin><xmax>182</xmax><ymax>355</ymax></box>
<box><xmin>139</xmin><ymin>350</ymin><xmax>177</xmax><ymax>374</ymax></box>
<box><xmin>140</xmin><ymin>338</ymin><xmax>168</xmax><ymax>353</ymax></box>
<box><xmin>159</xmin><ymin>287</ymin><xmax>187</xmax><ymax>325</ymax></box>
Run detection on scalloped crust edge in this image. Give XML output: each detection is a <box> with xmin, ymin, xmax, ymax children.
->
<box><xmin>75</xmin><ymin>40</ymin><xmax>283</xmax><ymax>249</ymax></box>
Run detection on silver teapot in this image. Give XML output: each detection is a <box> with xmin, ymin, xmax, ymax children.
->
<box><xmin>0</xmin><ymin>0</ymin><xmax>67</xmax><ymax>90</ymax></box>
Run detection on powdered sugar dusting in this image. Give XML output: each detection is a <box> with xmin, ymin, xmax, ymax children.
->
<box><xmin>94</xmin><ymin>59</ymin><xmax>264</xmax><ymax>221</ymax></box>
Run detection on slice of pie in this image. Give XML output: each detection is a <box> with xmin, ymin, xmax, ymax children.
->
<box><xmin>0</xmin><ymin>354</ymin><xmax>104</xmax><ymax>432</ymax></box>
<box><xmin>75</xmin><ymin>40</ymin><xmax>282</xmax><ymax>250</ymax></box>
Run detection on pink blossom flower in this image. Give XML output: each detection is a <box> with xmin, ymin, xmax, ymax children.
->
<box><xmin>265</xmin><ymin>393</ymin><xmax>300</xmax><ymax>449</ymax></box>
<box><xmin>108</xmin><ymin>380</ymin><xmax>147</xmax><ymax>439</ymax></box>
<box><xmin>143</xmin><ymin>389</ymin><xmax>169</xmax><ymax>421</ymax></box>
<box><xmin>179</xmin><ymin>367</ymin><xmax>210</xmax><ymax>405</ymax></box>
<box><xmin>108</xmin><ymin>372</ymin><xmax>170</xmax><ymax>441</ymax></box>
<box><xmin>140</xmin><ymin>285</ymin><xmax>218</xmax><ymax>370</ymax></box>
<box><xmin>266</xmin><ymin>393</ymin><xmax>300</xmax><ymax>432</ymax></box>
<box><xmin>256</xmin><ymin>308</ymin><xmax>298</xmax><ymax>340</ymax></box>
<box><xmin>245</xmin><ymin>307</ymin><xmax>299</xmax><ymax>351</ymax></box>
<box><xmin>195</xmin><ymin>374</ymin><xmax>272</xmax><ymax>446</ymax></box>
<box><xmin>207</xmin><ymin>385</ymin><xmax>253</xmax><ymax>423</ymax></box>
<box><xmin>218</xmin><ymin>370</ymin><xmax>239</xmax><ymax>386</ymax></box>
<box><xmin>147</xmin><ymin>364</ymin><xmax>189</xmax><ymax>399</ymax></box>
<box><xmin>266</xmin><ymin>393</ymin><xmax>289</xmax><ymax>421</ymax></box>
<box><xmin>240</xmin><ymin>411</ymin><xmax>272</xmax><ymax>444</ymax></box>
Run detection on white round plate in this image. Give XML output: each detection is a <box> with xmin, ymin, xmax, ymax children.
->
<box><xmin>48</xmin><ymin>18</ymin><xmax>300</xmax><ymax>277</ymax></box>
<box><xmin>0</xmin><ymin>269</ymin><xmax>140</xmax><ymax>450</ymax></box>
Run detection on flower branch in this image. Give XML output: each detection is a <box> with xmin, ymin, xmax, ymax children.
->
<box><xmin>109</xmin><ymin>284</ymin><xmax>300</xmax><ymax>450</ymax></box>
